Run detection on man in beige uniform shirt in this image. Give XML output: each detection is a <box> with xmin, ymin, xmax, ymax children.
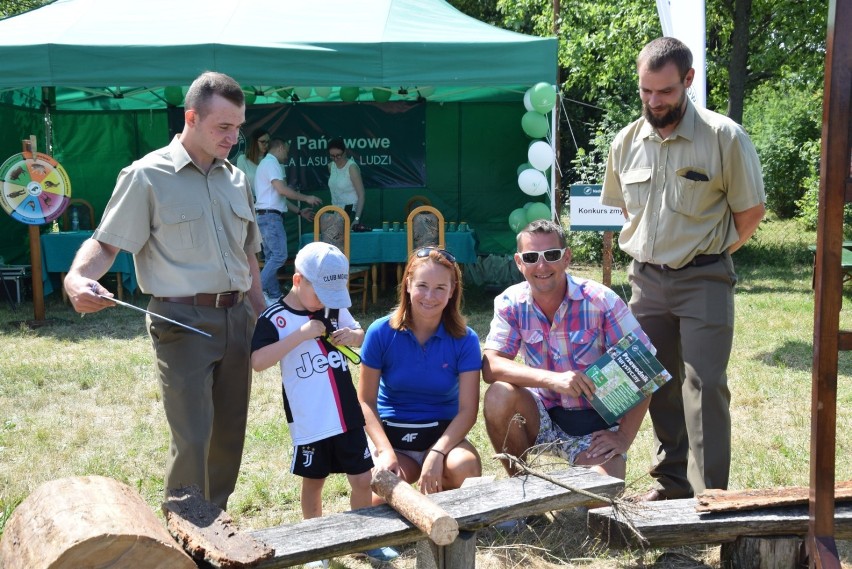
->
<box><xmin>64</xmin><ymin>71</ymin><xmax>265</xmax><ymax>510</ymax></box>
<box><xmin>601</xmin><ymin>38</ymin><xmax>765</xmax><ymax>501</ymax></box>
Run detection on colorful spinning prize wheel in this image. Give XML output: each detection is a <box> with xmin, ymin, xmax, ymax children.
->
<box><xmin>0</xmin><ymin>152</ymin><xmax>72</xmax><ymax>225</ymax></box>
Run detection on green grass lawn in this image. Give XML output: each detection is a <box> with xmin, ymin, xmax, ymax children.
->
<box><xmin>1</xmin><ymin>218</ymin><xmax>850</xmax><ymax>568</ymax></box>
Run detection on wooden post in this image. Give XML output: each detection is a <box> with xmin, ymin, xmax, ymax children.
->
<box><xmin>23</xmin><ymin>137</ymin><xmax>46</xmax><ymax>322</ymax></box>
<box><xmin>720</xmin><ymin>536</ymin><xmax>804</xmax><ymax>569</ymax></box>
<box><xmin>415</xmin><ymin>530</ymin><xmax>476</xmax><ymax>569</ymax></box>
<box><xmin>810</xmin><ymin>0</ymin><xmax>850</xmax><ymax>566</ymax></box>
<box><xmin>602</xmin><ymin>230</ymin><xmax>613</xmax><ymax>288</ymax></box>
<box><xmin>371</xmin><ymin>469</ymin><xmax>459</xmax><ymax>546</ymax></box>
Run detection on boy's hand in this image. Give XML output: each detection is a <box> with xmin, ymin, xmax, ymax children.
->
<box><xmin>331</xmin><ymin>327</ymin><xmax>357</xmax><ymax>347</ymax></box>
<box><xmin>301</xmin><ymin>319</ymin><xmax>326</xmax><ymax>339</ymax></box>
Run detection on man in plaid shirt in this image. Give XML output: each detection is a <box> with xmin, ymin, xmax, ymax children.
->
<box><xmin>482</xmin><ymin>219</ymin><xmax>654</xmax><ymax>479</ymax></box>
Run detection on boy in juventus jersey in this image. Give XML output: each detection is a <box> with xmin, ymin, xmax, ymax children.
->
<box><xmin>251</xmin><ymin>242</ymin><xmax>372</xmax><ymax>532</ymax></box>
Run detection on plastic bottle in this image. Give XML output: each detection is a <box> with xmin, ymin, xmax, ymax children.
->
<box><xmin>71</xmin><ymin>207</ymin><xmax>80</xmax><ymax>231</ymax></box>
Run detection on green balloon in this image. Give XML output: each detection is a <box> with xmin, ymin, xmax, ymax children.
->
<box><xmin>275</xmin><ymin>87</ymin><xmax>293</xmax><ymax>101</ymax></box>
<box><xmin>516</xmin><ymin>162</ymin><xmax>533</xmax><ymax>176</ymax></box>
<box><xmin>163</xmin><ymin>86</ymin><xmax>184</xmax><ymax>106</ymax></box>
<box><xmin>526</xmin><ymin>202</ymin><xmax>551</xmax><ymax>224</ymax></box>
<box><xmin>509</xmin><ymin>208</ymin><xmax>528</xmax><ymax>233</ymax></box>
<box><xmin>530</xmin><ymin>82</ymin><xmax>556</xmax><ymax>114</ymax></box>
<box><xmin>339</xmin><ymin>86</ymin><xmax>360</xmax><ymax>102</ymax></box>
<box><xmin>372</xmin><ymin>87</ymin><xmax>392</xmax><ymax>102</ymax></box>
<box><xmin>521</xmin><ymin>111</ymin><xmax>548</xmax><ymax>138</ymax></box>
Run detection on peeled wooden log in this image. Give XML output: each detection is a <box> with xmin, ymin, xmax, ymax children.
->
<box><xmin>0</xmin><ymin>476</ymin><xmax>195</xmax><ymax>569</ymax></box>
<box><xmin>162</xmin><ymin>485</ymin><xmax>274</xmax><ymax>568</ymax></box>
<box><xmin>370</xmin><ymin>469</ymin><xmax>459</xmax><ymax>546</ymax></box>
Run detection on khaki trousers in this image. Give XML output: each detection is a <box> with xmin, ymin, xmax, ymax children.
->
<box><xmin>628</xmin><ymin>254</ymin><xmax>736</xmax><ymax>497</ymax></box>
<box><xmin>147</xmin><ymin>298</ymin><xmax>254</xmax><ymax>510</ymax></box>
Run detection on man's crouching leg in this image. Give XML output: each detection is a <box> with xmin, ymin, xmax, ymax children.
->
<box><xmin>483</xmin><ymin>382</ymin><xmax>540</xmax><ymax>476</ymax></box>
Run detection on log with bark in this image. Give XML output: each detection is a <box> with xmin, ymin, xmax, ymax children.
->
<box><xmin>0</xmin><ymin>476</ymin><xmax>195</xmax><ymax>569</ymax></box>
<box><xmin>370</xmin><ymin>469</ymin><xmax>459</xmax><ymax>546</ymax></box>
<box><xmin>696</xmin><ymin>481</ymin><xmax>852</xmax><ymax>513</ymax></box>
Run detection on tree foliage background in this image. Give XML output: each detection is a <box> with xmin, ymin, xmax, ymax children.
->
<box><xmin>452</xmin><ymin>0</ymin><xmax>828</xmax><ymax>229</ymax></box>
<box><xmin>2</xmin><ymin>0</ymin><xmax>830</xmax><ymax>227</ymax></box>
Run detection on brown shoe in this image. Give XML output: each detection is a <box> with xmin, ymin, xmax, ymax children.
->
<box><xmin>628</xmin><ymin>489</ymin><xmax>665</xmax><ymax>502</ymax></box>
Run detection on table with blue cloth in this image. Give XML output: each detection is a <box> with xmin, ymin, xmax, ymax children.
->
<box><xmin>40</xmin><ymin>231</ymin><xmax>137</xmax><ymax>299</ymax></box>
<box><xmin>299</xmin><ymin>229</ymin><xmax>478</xmax><ymax>303</ymax></box>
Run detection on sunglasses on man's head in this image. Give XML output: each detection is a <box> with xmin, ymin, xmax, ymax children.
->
<box><xmin>519</xmin><ymin>248</ymin><xmax>566</xmax><ymax>265</ymax></box>
<box><xmin>416</xmin><ymin>247</ymin><xmax>456</xmax><ymax>264</ymax></box>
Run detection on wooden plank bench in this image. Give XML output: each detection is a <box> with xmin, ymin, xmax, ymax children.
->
<box><xmin>587</xmin><ymin>499</ymin><xmax>852</xmax><ymax>567</ymax></box>
<box><xmin>247</xmin><ymin>467</ymin><xmax>623</xmax><ymax>568</ymax></box>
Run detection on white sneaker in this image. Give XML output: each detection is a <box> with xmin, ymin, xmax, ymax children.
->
<box><xmin>303</xmin><ymin>560</ymin><xmax>329</xmax><ymax>568</ymax></box>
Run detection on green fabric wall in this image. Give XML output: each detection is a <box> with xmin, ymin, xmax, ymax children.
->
<box><xmin>0</xmin><ymin>101</ymin><xmax>542</xmax><ymax>265</ymax></box>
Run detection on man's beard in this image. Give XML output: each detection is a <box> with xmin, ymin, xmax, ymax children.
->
<box><xmin>643</xmin><ymin>90</ymin><xmax>686</xmax><ymax>129</ymax></box>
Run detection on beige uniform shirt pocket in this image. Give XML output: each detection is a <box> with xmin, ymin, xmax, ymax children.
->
<box><xmin>160</xmin><ymin>204</ymin><xmax>206</xmax><ymax>250</ymax></box>
<box><xmin>620</xmin><ymin>168</ymin><xmax>652</xmax><ymax>212</ymax></box>
<box><xmin>672</xmin><ymin>167</ymin><xmax>712</xmax><ymax>217</ymax></box>
<box><xmin>227</xmin><ymin>198</ymin><xmax>254</xmax><ymax>246</ymax></box>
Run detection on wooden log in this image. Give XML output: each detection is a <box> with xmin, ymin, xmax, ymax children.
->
<box><xmin>588</xmin><ymin>499</ymin><xmax>852</xmax><ymax>550</ymax></box>
<box><xmin>720</xmin><ymin>536</ymin><xmax>804</xmax><ymax>569</ymax></box>
<box><xmin>0</xmin><ymin>476</ymin><xmax>195</xmax><ymax>569</ymax></box>
<box><xmin>371</xmin><ymin>469</ymin><xmax>459</xmax><ymax>546</ymax></box>
<box><xmin>162</xmin><ymin>485</ymin><xmax>274</xmax><ymax>568</ymax></box>
<box><xmin>697</xmin><ymin>481</ymin><xmax>852</xmax><ymax>513</ymax></box>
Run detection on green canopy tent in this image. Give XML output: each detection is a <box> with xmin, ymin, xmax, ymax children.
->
<box><xmin>0</xmin><ymin>0</ymin><xmax>557</xmax><ymax>267</ymax></box>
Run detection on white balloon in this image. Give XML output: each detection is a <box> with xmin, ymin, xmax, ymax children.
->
<box><xmin>293</xmin><ymin>86</ymin><xmax>313</xmax><ymax>99</ymax></box>
<box><xmin>314</xmin><ymin>86</ymin><xmax>332</xmax><ymax>99</ymax></box>
<box><xmin>517</xmin><ymin>168</ymin><xmax>548</xmax><ymax>196</ymax></box>
<box><xmin>523</xmin><ymin>88</ymin><xmax>534</xmax><ymax>112</ymax></box>
<box><xmin>528</xmin><ymin>140</ymin><xmax>554</xmax><ymax>171</ymax></box>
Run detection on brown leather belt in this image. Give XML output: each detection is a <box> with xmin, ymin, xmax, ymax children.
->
<box><xmin>154</xmin><ymin>291</ymin><xmax>245</xmax><ymax>308</ymax></box>
<box><xmin>646</xmin><ymin>254</ymin><xmax>722</xmax><ymax>271</ymax></box>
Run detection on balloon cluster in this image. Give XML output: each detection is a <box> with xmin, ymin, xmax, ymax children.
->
<box><xmin>510</xmin><ymin>82</ymin><xmax>557</xmax><ymax>232</ymax></box>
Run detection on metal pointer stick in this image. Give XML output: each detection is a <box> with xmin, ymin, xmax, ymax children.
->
<box><xmin>97</xmin><ymin>294</ymin><xmax>213</xmax><ymax>337</ymax></box>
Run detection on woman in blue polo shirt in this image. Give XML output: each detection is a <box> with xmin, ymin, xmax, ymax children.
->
<box><xmin>359</xmin><ymin>247</ymin><xmax>482</xmax><ymax>498</ymax></box>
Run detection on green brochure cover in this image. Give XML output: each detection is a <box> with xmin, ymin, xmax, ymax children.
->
<box><xmin>583</xmin><ymin>332</ymin><xmax>672</xmax><ymax>424</ymax></box>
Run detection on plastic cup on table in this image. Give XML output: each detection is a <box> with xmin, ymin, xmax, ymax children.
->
<box><xmin>459</xmin><ymin>221</ymin><xmax>469</xmax><ymax>232</ymax></box>
<box><xmin>392</xmin><ymin>221</ymin><xmax>400</xmax><ymax>232</ymax></box>
<box><xmin>382</xmin><ymin>221</ymin><xmax>389</xmax><ymax>231</ymax></box>
<box><xmin>448</xmin><ymin>222</ymin><xmax>457</xmax><ymax>232</ymax></box>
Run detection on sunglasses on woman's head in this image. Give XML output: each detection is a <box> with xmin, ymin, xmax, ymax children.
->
<box><xmin>416</xmin><ymin>247</ymin><xmax>456</xmax><ymax>264</ymax></box>
<box><xmin>519</xmin><ymin>248</ymin><xmax>566</xmax><ymax>265</ymax></box>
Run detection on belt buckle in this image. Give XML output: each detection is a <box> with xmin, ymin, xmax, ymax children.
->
<box><xmin>214</xmin><ymin>292</ymin><xmax>232</xmax><ymax>308</ymax></box>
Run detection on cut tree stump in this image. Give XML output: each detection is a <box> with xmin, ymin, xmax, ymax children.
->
<box><xmin>162</xmin><ymin>485</ymin><xmax>274</xmax><ymax>568</ymax></box>
<box><xmin>0</xmin><ymin>476</ymin><xmax>195</xmax><ymax>569</ymax></box>
<box><xmin>720</xmin><ymin>535</ymin><xmax>805</xmax><ymax>569</ymax></box>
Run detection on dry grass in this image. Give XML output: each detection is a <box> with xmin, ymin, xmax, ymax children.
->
<box><xmin>1</xmin><ymin>219</ymin><xmax>851</xmax><ymax>567</ymax></box>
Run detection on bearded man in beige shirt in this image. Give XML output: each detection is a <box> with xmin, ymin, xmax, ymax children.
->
<box><xmin>602</xmin><ymin>37</ymin><xmax>765</xmax><ymax>501</ymax></box>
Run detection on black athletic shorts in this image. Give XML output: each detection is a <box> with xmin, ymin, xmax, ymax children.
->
<box><xmin>291</xmin><ymin>428</ymin><xmax>374</xmax><ymax>479</ymax></box>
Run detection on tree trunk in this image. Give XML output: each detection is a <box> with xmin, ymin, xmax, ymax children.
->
<box><xmin>0</xmin><ymin>476</ymin><xmax>195</xmax><ymax>569</ymax></box>
<box><xmin>726</xmin><ymin>0</ymin><xmax>753</xmax><ymax>123</ymax></box>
